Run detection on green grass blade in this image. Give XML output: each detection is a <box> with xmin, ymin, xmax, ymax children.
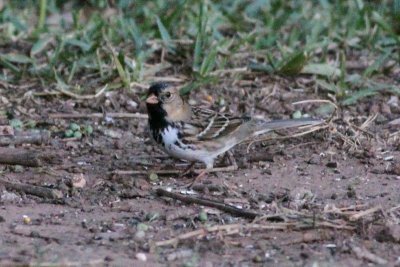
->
<box><xmin>31</xmin><ymin>36</ymin><xmax>52</xmax><ymax>56</ymax></box>
<box><xmin>363</xmin><ymin>49</ymin><xmax>392</xmax><ymax>77</ymax></box>
<box><xmin>0</xmin><ymin>57</ymin><xmax>20</xmax><ymax>73</ymax></box>
<box><xmin>156</xmin><ymin>16</ymin><xmax>174</xmax><ymax>50</ymax></box>
<box><xmin>341</xmin><ymin>88</ymin><xmax>378</xmax><ymax>106</ymax></box>
<box><xmin>278</xmin><ymin>51</ymin><xmax>308</xmax><ymax>76</ymax></box>
<box><xmin>38</xmin><ymin>0</ymin><xmax>47</xmax><ymax>31</ymax></box>
<box><xmin>0</xmin><ymin>53</ymin><xmax>33</xmax><ymax>64</ymax></box>
<box><xmin>302</xmin><ymin>63</ymin><xmax>341</xmax><ymax>78</ymax></box>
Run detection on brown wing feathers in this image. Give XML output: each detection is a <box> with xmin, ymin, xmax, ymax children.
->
<box><xmin>190</xmin><ymin>108</ymin><xmax>246</xmax><ymax>140</ymax></box>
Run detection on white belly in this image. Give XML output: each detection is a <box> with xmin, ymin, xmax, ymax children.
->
<box><xmin>160</xmin><ymin>126</ymin><xmax>230</xmax><ymax>168</ymax></box>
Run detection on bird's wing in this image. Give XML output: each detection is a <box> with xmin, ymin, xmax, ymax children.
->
<box><xmin>181</xmin><ymin>107</ymin><xmax>248</xmax><ymax>141</ymax></box>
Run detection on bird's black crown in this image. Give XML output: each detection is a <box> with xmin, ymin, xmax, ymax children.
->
<box><xmin>148</xmin><ymin>82</ymin><xmax>169</xmax><ymax>96</ymax></box>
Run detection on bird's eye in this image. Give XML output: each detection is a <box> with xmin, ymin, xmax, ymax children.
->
<box><xmin>165</xmin><ymin>92</ymin><xmax>172</xmax><ymax>98</ymax></box>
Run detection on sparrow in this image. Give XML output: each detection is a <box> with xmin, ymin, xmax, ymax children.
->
<box><xmin>145</xmin><ymin>82</ymin><xmax>322</xmax><ymax>177</ymax></box>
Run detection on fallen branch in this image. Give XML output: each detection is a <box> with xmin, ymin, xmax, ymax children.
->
<box><xmin>0</xmin><ymin>130</ymin><xmax>50</xmax><ymax>146</ymax></box>
<box><xmin>113</xmin><ymin>169</ymin><xmax>181</xmax><ymax>175</ymax></box>
<box><xmin>112</xmin><ymin>166</ymin><xmax>237</xmax><ymax>176</ymax></box>
<box><xmin>349</xmin><ymin>206</ymin><xmax>381</xmax><ymax>221</ymax></box>
<box><xmin>0</xmin><ymin>178</ymin><xmax>63</xmax><ymax>199</ymax></box>
<box><xmin>191</xmin><ymin>184</ymin><xmax>227</xmax><ymax>193</ymax></box>
<box><xmin>0</xmin><ymin>148</ymin><xmax>60</xmax><ymax>167</ymax></box>
<box><xmin>349</xmin><ymin>243</ymin><xmax>388</xmax><ymax>265</ymax></box>
<box><xmin>278</xmin><ymin>229</ymin><xmax>335</xmax><ymax>246</ymax></box>
<box><xmin>48</xmin><ymin>112</ymin><xmax>148</xmax><ymax>119</ymax></box>
<box><xmin>154</xmin><ymin>223</ymin><xmax>289</xmax><ymax>247</ymax></box>
<box><xmin>56</xmin><ymin>84</ymin><xmax>108</xmax><ymax>100</ymax></box>
<box><xmin>155</xmin><ymin>220</ymin><xmax>353</xmax><ymax>247</ymax></box>
<box><xmin>156</xmin><ymin>188</ymin><xmax>261</xmax><ymax>219</ymax></box>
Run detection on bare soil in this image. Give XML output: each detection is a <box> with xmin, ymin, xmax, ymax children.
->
<box><xmin>0</xmin><ymin>77</ymin><xmax>399</xmax><ymax>266</ymax></box>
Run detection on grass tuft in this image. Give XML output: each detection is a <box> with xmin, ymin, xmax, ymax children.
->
<box><xmin>0</xmin><ymin>0</ymin><xmax>398</xmax><ymax>104</ymax></box>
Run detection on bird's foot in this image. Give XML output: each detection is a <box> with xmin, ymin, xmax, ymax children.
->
<box><xmin>179</xmin><ymin>162</ymin><xmax>196</xmax><ymax>178</ymax></box>
<box><xmin>184</xmin><ymin>169</ymin><xmax>207</xmax><ymax>188</ymax></box>
<box><xmin>184</xmin><ymin>165</ymin><xmax>238</xmax><ymax>189</ymax></box>
<box><xmin>225</xmin><ymin>151</ymin><xmax>238</xmax><ymax>170</ymax></box>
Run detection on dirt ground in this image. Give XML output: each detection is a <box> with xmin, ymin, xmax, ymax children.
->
<box><xmin>0</xmin><ymin>77</ymin><xmax>399</xmax><ymax>266</ymax></box>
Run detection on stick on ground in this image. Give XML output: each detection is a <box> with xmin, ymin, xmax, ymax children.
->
<box><xmin>155</xmin><ymin>188</ymin><xmax>261</xmax><ymax>219</ymax></box>
<box><xmin>0</xmin><ymin>130</ymin><xmax>50</xmax><ymax>146</ymax></box>
<box><xmin>154</xmin><ymin>223</ymin><xmax>291</xmax><ymax>247</ymax></box>
<box><xmin>0</xmin><ymin>179</ymin><xmax>63</xmax><ymax>199</ymax></box>
<box><xmin>0</xmin><ymin>148</ymin><xmax>60</xmax><ymax>167</ymax></box>
<box><xmin>48</xmin><ymin>112</ymin><xmax>148</xmax><ymax>119</ymax></box>
<box><xmin>349</xmin><ymin>243</ymin><xmax>388</xmax><ymax>265</ymax></box>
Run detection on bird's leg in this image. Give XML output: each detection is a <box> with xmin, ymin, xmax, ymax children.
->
<box><xmin>179</xmin><ymin>162</ymin><xmax>196</xmax><ymax>178</ymax></box>
<box><xmin>184</xmin><ymin>163</ymin><xmax>213</xmax><ymax>188</ymax></box>
<box><xmin>186</xmin><ymin>169</ymin><xmax>208</xmax><ymax>188</ymax></box>
<box><xmin>225</xmin><ymin>151</ymin><xmax>238</xmax><ymax>170</ymax></box>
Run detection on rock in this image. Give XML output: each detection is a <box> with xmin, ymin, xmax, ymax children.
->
<box><xmin>375</xmin><ymin>114</ymin><xmax>388</xmax><ymax>124</ymax></box>
<box><xmin>72</xmin><ymin>173</ymin><xmax>86</xmax><ymax>188</ymax></box>
<box><xmin>307</xmin><ymin>154</ymin><xmax>321</xmax><ymax>165</ymax></box>
<box><xmin>167</xmin><ymin>249</ymin><xmax>193</xmax><ymax>261</ymax></box>
<box><xmin>102</xmin><ymin>129</ymin><xmax>122</xmax><ymax>139</ymax></box>
<box><xmin>134</xmin><ymin>230</ymin><xmax>145</xmax><ymax>240</ymax></box>
<box><xmin>136</xmin><ymin>253</ymin><xmax>147</xmax><ymax>262</ymax></box>
<box><xmin>326</xmin><ymin>161</ymin><xmax>338</xmax><ymax>168</ymax></box>
<box><xmin>387</xmin><ymin>95</ymin><xmax>399</xmax><ymax>107</ymax></box>
<box><xmin>1</xmin><ymin>191</ymin><xmax>22</xmax><ymax>203</ymax></box>
<box><xmin>289</xmin><ymin>188</ymin><xmax>315</xmax><ymax>209</ymax></box>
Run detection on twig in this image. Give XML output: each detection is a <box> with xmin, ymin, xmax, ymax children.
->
<box><xmin>33</xmin><ymin>91</ymin><xmax>61</xmax><ymax>97</ymax></box>
<box><xmin>112</xmin><ymin>166</ymin><xmax>237</xmax><ymax>176</ymax></box>
<box><xmin>0</xmin><ymin>130</ymin><xmax>50</xmax><ymax>146</ymax></box>
<box><xmin>349</xmin><ymin>206</ymin><xmax>381</xmax><ymax>221</ymax></box>
<box><xmin>130</xmin><ymin>82</ymin><xmax>149</xmax><ymax>89</ymax></box>
<box><xmin>349</xmin><ymin>243</ymin><xmax>388</xmax><ymax>265</ymax></box>
<box><xmin>28</xmin><ymin>259</ymin><xmax>105</xmax><ymax>267</ymax></box>
<box><xmin>151</xmin><ymin>76</ymin><xmax>187</xmax><ymax>83</ymax></box>
<box><xmin>154</xmin><ymin>223</ymin><xmax>289</xmax><ymax>247</ymax></box>
<box><xmin>191</xmin><ymin>184</ymin><xmax>227</xmax><ymax>192</ymax></box>
<box><xmin>155</xmin><ymin>218</ymin><xmax>353</xmax><ymax>248</ymax></box>
<box><xmin>56</xmin><ymin>84</ymin><xmax>108</xmax><ymax>100</ymax></box>
<box><xmin>48</xmin><ymin>112</ymin><xmax>148</xmax><ymax>119</ymax></box>
<box><xmin>155</xmin><ymin>188</ymin><xmax>261</xmax><ymax>219</ymax></box>
<box><xmin>113</xmin><ymin>169</ymin><xmax>180</xmax><ymax>175</ymax></box>
<box><xmin>0</xmin><ymin>178</ymin><xmax>63</xmax><ymax>199</ymax></box>
<box><xmin>292</xmin><ymin>99</ymin><xmax>339</xmax><ymax>112</ymax></box>
<box><xmin>0</xmin><ymin>148</ymin><xmax>60</xmax><ymax>167</ymax></box>
<box><xmin>278</xmin><ymin>229</ymin><xmax>335</xmax><ymax>246</ymax></box>
<box><xmin>210</xmin><ymin>67</ymin><xmax>248</xmax><ymax>76</ymax></box>
<box><xmin>146</xmin><ymin>39</ymin><xmax>194</xmax><ymax>45</ymax></box>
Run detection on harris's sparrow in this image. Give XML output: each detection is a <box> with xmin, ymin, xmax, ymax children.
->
<box><xmin>146</xmin><ymin>83</ymin><xmax>322</xmax><ymax>174</ymax></box>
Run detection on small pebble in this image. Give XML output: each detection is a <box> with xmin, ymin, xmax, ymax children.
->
<box><xmin>148</xmin><ymin>172</ymin><xmax>159</xmax><ymax>182</ymax></box>
<box><xmin>23</xmin><ymin>215</ymin><xmax>31</xmax><ymax>224</ymax></box>
<box><xmin>134</xmin><ymin>230</ymin><xmax>145</xmax><ymax>240</ymax></box>
<box><xmin>326</xmin><ymin>161</ymin><xmax>338</xmax><ymax>168</ymax></box>
<box><xmin>198</xmin><ymin>210</ymin><xmax>208</xmax><ymax>223</ymax></box>
<box><xmin>72</xmin><ymin>173</ymin><xmax>86</xmax><ymax>188</ymax></box>
<box><xmin>137</xmin><ymin>223</ymin><xmax>148</xmax><ymax>232</ymax></box>
<box><xmin>384</xmin><ymin>156</ymin><xmax>394</xmax><ymax>161</ymax></box>
<box><xmin>136</xmin><ymin>253</ymin><xmax>147</xmax><ymax>262</ymax></box>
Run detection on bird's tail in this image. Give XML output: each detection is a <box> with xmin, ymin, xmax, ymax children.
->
<box><xmin>252</xmin><ymin>118</ymin><xmax>324</xmax><ymax>136</ymax></box>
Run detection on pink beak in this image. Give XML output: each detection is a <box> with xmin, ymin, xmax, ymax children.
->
<box><xmin>146</xmin><ymin>94</ymin><xmax>159</xmax><ymax>104</ymax></box>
